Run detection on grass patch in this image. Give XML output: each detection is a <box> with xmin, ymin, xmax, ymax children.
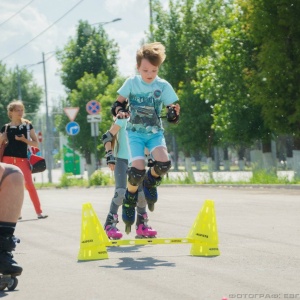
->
<box><xmin>249</xmin><ymin>170</ymin><xmax>298</xmax><ymax>184</ymax></box>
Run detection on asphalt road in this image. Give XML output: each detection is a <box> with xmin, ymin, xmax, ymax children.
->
<box><xmin>1</xmin><ymin>186</ymin><xmax>300</xmax><ymax>300</ymax></box>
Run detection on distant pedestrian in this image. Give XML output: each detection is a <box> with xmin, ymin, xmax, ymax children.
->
<box><xmin>0</xmin><ymin>100</ymin><xmax>48</xmax><ymax>219</ymax></box>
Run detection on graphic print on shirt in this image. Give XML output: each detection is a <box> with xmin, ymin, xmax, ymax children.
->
<box><xmin>127</xmin><ymin>89</ymin><xmax>163</xmax><ymax>134</ymax></box>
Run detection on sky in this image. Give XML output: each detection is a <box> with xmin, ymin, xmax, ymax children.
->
<box><xmin>0</xmin><ymin>0</ymin><xmax>168</xmax><ymax>110</ymax></box>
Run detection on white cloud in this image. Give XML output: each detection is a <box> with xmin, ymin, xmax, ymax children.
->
<box><xmin>0</xmin><ymin>0</ymin><xmax>169</xmax><ymax>102</ymax></box>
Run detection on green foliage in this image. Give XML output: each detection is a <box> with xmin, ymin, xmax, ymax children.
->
<box><xmin>55</xmin><ymin>72</ymin><xmax>108</xmax><ymax>164</ymax></box>
<box><xmin>89</xmin><ymin>170</ymin><xmax>113</xmax><ymax>186</ymax></box>
<box><xmin>240</xmin><ymin>0</ymin><xmax>300</xmax><ymax>140</ymax></box>
<box><xmin>56</xmin><ymin>20</ymin><xmax>119</xmax><ymax>91</ymax></box>
<box><xmin>55</xmin><ymin>20</ymin><xmax>124</xmax><ymax>165</ymax></box>
<box><xmin>249</xmin><ymin>170</ymin><xmax>295</xmax><ymax>185</ymax></box>
<box><xmin>151</xmin><ymin>0</ymin><xmax>234</xmax><ymax>156</ymax></box>
<box><xmin>194</xmin><ymin>2</ymin><xmax>272</xmax><ymax>149</ymax></box>
<box><xmin>0</xmin><ymin>63</ymin><xmax>43</xmax><ymax>124</ymax></box>
<box><xmin>58</xmin><ymin>173</ymin><xmax>89</xmax><ymax>188</ymax></box>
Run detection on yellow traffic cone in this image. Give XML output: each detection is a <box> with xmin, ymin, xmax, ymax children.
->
<box><xmin>77</xmin><ymin>202</ymin><xmax>110</xmax><ymax>261</ymax></box>
<box><xmin>188</xmin><ymin>200</ymin><xmax>220</xmax><ymax>257</ymax></box>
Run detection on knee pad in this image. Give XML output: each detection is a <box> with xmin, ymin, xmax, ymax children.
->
<box><xmin>153</xmin><ymin>160</ymin><xmax>171</xmax><ymax>176</ymax></box>
<box><xmin>127</xmin><ymin>167</ymin><xmax>146</xmax><ymax>186</ymax></box>
<box><xmin>112</xmin><ymin>188</ymin><xmax>126</xmax><ymax>206</ymax></box>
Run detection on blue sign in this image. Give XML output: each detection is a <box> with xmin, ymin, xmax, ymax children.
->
<box><xmin>66</xmin><ymin>121</ymin><xmax>80</xmax><ymax>136</ymax></box>
<box><xmin>86</xmin><ymin>100</ymin><xmax>101</xmax><ymax>115</ymax></box>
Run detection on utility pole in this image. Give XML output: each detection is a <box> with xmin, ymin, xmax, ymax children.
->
<box><xmin>17</xmin><ymin>66</ymin><xmax>22</xmax><ymax>100</ymax></box>
<box><xmin>42</xmin><ymin>52</ymin><xmax>52</xmax><ymax>183</ymax></box>
<box><xmin>149</xmin><ymin>0</ymin><xmax>153</xmax><ymax>40</ymax></box>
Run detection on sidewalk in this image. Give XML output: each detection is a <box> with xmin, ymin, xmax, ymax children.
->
<box><xmin>32</xmin><ymin>168</ymin><xmax>300</xmax><ymax>189</ymax></box>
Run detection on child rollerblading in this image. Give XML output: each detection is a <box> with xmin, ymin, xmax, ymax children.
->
<box><xmin>102</xmin><ymin>114</ymin><xmax>156</xmax><ymax>237</ymax></box>
<box><xmin>111</xmin><ymin>42</ymin><xmax>180</xmax><ymax>233</ymax></box>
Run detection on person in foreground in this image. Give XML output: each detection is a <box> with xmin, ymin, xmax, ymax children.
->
<box><xmin>0</xmin><ymin>100</ymin><xmax>48</xmax><ymax>219</ymax></box>
<box><xmin>102</xmin><ymin>112</ymin><xmax>157</xmax><ymax>239</ymax></box>
<box><xmin>110</xmin><ymin>42</ymin><xmax>180</xmax><ymax>233</ymax></box>
<box><xmin>0</xmin><ymin>163</ymin><xmax>24</xmax><ymax>281</ymax></box>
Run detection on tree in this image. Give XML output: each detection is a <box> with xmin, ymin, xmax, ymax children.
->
<box><xmin>195</xmin><ymin>2</ymin><xmax>271</xmax><ymax>148</ymax></box>
<box><xmin>241</xmin><ymin>0</ymin><xmax>300</xmax><ymax>147</ymax></box>
<box><xmin>55</xmin><ymin>72</ymin><xmax>108</xmax><ymax>165</ymax></box>
<box><xmin>56</xmin><ymin>20</ymin><xmax>121</xmax><ymax>170</ymax></box>
<box><xmin>56</xmin><ymin>20</ymin><xmax>119</xmax><ymax>92</ymax></box>
<box><xmin>0</xmin><ymin>63</ymin><xmax>43</xmax><ymax>124</ymax></box>
<box><xmin>151</xmin><ymin>0</ymin><xmax>234</xmax><ymax>163</ymax></box>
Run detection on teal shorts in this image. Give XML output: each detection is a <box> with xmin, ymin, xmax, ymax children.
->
<box><xmin>127</xmin><ymin>131</ymin><xmax>166</xmax><ymax>162</ymax></box>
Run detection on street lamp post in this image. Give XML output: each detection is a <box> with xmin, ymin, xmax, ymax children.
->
<box><xmin>42</xmin><ymin>52</ymin><xmax>52</xmax><ymax>183</ymax></box>
<box><xmin>91</xmin><ymin>18</ymin><xmax>122</xmax><ymax>26</ymax></box>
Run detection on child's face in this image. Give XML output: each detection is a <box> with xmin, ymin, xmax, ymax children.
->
<box><xmin>137</xmin><ymin>58</ymin><xmax>159</xmax><ymax>84</ymax></box>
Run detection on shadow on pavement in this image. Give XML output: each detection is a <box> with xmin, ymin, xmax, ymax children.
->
<box><xmin>100</xmin><ymin>256</ymin><xmax>176</xmax><ymax>270</ymax></box>
<box><xmin>18</xmin><ymin>219</ymin><xmax>39</xmax><ymax>223</ymax></box>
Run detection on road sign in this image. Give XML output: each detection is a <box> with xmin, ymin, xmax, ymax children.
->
<box><xmin>66</xmin><ymin>121</ymin><xmax>80</xmax><ymax>136</ymax></box>
<box><xmin>64</xmin><ymin>107</ymin><xmax>79</xmax><ymax>121</ymax></box>
<box><xmin>87</xmin><ymin>115</ymin><xmax>102</xmax><ymax>123</ymax></box>
<box><xmin>86</xmin><ymin>100</ymin><xmax>101</xmax><ymax>115</ymax></box>
<box><xmin>37</xmin><ymin>131</ymin><xmax>42</xmax><ymax>143</ymax></box>
<box><xmin>91</xmin><ymin>122</ymin><xmax>99</xmax><ymax>137</ymax></box>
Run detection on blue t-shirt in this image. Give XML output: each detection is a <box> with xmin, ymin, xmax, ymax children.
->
<box><xmin>114</xmin><ymin>118</ymin><xmax>129</xmax><ymax>160</ymax></box>
<box><xmin>117</xmin><ymin>75</ymin><xmax>178</xmax><ymax>134</ymax></box>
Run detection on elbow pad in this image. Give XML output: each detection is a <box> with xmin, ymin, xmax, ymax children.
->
<box><xmin>102</xmin><ymin>131</ymin><xmax>114</xmax><ymax>146</ymax></box>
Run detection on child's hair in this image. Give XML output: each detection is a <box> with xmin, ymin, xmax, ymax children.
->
<box><xmin>136</xmin><ymin>42</ymin><xmax>166</xmax><ymax>67</ymax></box>
<box><xmin>7</xmin><ymin>100</ymin><xmax>31</xmax><ymax>123</ymax></box>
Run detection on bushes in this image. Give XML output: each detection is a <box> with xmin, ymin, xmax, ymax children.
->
<box><xmin>57</xmin><ymin>171</ymin><xmax>113</xmax><ymax>188</ymax></box>
<box><xmin>89</xmin><ymin>170</ymin><xmax>113</xmax><ymax>186</ymax></box>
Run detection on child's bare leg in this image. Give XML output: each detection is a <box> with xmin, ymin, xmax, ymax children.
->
<box><xmin>0</xmin><ymin>163</ymin><xmax>24</xmax><ymax>277</ymax></box>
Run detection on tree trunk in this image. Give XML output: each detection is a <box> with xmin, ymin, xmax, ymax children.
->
<box><xmin>250</xmin><ymin>149</ymin><xmax>263</xmax><ymax>173</ymax></box>
<box><xmin>185</xmin><ymin>157</ymin><xmax>195</xmax><ymax>182</ymax></box>
<box><xmin>172</xmin><ymin>135</ymin><xmax>179</xmax><ymax>171</ymax></box>
<box><xmin>223</xmin><ymin>147</ymin><xmax>230</xmax><ymax>171</ymax></box>
<box><xmin>214</xmin><ymin>147</ymin><xmax>220</xmax><ymax>171</ymax></box>
<box><xmin>293</xmin><ymin>137</ymin><xmax>300</xmax><ymax>179</ymax></box>
<box><xmin>286</xmin><ymin>136</ymin><xmax>293</xmax><ymax>170</ymax></box>
<box><xmin>237</xmin><ymin>146</ymin><xmax>245</xmax><ymax>171</ymax></box>
<box><xmin>194</xmin><ymin>151</ymin><xmax>201</xmax><ymax>171</ymax></box>
<box><xmin>262</xmin><ymin>141</ymin><xmax>276</xmax><ymax>175</ymax></box>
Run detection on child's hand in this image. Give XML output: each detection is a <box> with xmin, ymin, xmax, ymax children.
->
<box><xmin>117</xmin><ymin>110</ymin><xmax>130</xmax><ymax>119</ymax></box>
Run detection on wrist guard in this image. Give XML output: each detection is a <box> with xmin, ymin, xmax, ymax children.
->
<box><xmin>106</xmin><ymin>150</ymin><xmax>116</xmax><ymax>165</ymax></box>
<box><xmin>167</xmin><ymin>106</ymin><xmax>180</xmax><ymax>124</ymax></box>
<box><xmin>111</xmin><ymin>100</ymin><xmax>127</xmax><ymax>117</ymax></box>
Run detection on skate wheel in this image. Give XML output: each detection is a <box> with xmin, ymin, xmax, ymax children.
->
<box><xmin>135</xmin><ymin>235</ymin><xmax>156</xmax><ymax>239</ymax></box>
<box><xmin>7</xmin><ymin>277</ymin><xmax>18</xmax><ymax>291</ymax></box>
<box><xmin>125</xmin><ymin>224</ymin><xmax>131</xmax><ymax>234</ymax></box>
